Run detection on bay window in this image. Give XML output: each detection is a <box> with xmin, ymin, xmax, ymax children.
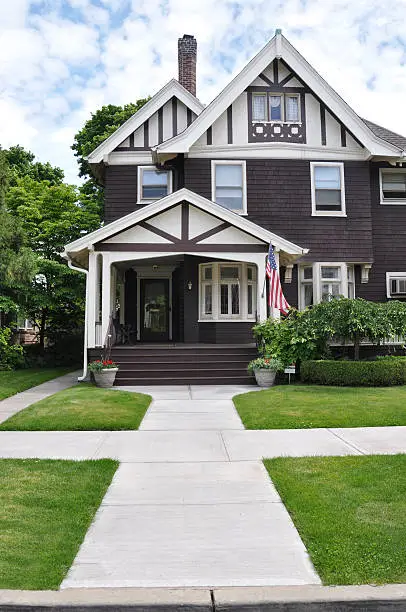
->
<box><xmin>199</xmin><ymin>262</ymin><xmax>257</xmax><ymax>321</ymax></box>
<box><xmin>299</xmin><ymin>263</ymin><xmax>355</xmax><ymax>309</ymax></box>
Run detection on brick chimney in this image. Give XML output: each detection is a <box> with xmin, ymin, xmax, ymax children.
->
<box><xmin>178</xmin><ymin>34</ymin><xmax>197</xmax><ymax>96</ymax></box>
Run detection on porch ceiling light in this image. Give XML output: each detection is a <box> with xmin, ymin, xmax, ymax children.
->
<box><xmin>187</xmin><ymin>281</ymin><xmax>193</xmax><ymax>290</ymax></box>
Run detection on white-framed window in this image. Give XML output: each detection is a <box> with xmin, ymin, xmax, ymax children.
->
<box><xmin>252</xmin><ymin>92</ymin><xmax>300</xmax><ymax>123</ymax></box>
<box><xmin>299</xmin><ymin>262</ymin><xmax>355</xmax><ymax>309</ymax></box>
<box><xmin>137</xmin><ymin>166</ymin><xmax>172</xmax><ymax>203</ymax></box>
<box><xmin>17</xmin><ymin>317</ymin><xmax>34</xmax><ymax>330</ymax></box>
<box><xmin>386</xmin><ymin>272</ymin><xmax>406</xmax><ymax>298</ymax></box>
<box><xmin>379</xmin><ymin>169</ymin><xmax>406</xmax><ymax>205</ymax></box>
<box><xmin>199</xmin><ymin>262</ymin><xmax>257</xmax><ymax>321</ymax></box>
<box><xmin>310</xmin><ymin>162</ymin><xmax>346</xmax><ymax>217</ymax></box>
<box><xmin>211</xmin><ymin>160</ymin><xmax>247</xmax><ymax>215</ymax></box>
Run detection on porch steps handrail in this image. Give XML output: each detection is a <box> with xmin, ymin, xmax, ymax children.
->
<box><xmin>103</xmin><ymin>314</ymin><xmax>116</xmax><ymax>361</ymax></box>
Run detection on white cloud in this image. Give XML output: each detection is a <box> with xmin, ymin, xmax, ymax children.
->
<box><xmin>2</xmin><ymin>0</ymin><xmax>406</xmax><ymax>185</ymax></box>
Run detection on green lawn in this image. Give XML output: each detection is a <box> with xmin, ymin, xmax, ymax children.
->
<box><xmin>0</xmin><ymin>459</ymin><xmax>118</xmax><ymax>589</ymax></box>
<box><xmin>265</xmin><ymin>455</ymin><xmax>406</xmax><ymax>585</ymax></box>
<box><xmin>234</xmin><ymin>384</ymin><xmax>406</xmax><ymax>429</ymax></box>
<box><xmin>0</xmin><ymin>384</ymin><xmax>151</xmax><ymax>431</ymax></box>
<box><xmin>0</xmin><ymin>368</ymin><xmax>74</xmax><ymax>401</ymax></box>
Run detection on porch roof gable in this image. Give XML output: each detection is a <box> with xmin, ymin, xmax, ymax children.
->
<box><xmin>63</xmin><ymin>188</ymin><xmax>308</xmax><ymax>260</ymax></box>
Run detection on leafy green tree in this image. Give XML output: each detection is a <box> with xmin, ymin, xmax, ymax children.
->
<box><xmin>0</xmin><ymin>150</ymin><xmax>37</xmax><ymax>320</ymax></box>
<box><xmin>5</xmin><ymin>175</ymin><xmax>100</xmax><ymax>347</ymax></box>
<box><xmin>5</xmin><ymin>145</ymin><xmax>64</xmax><ymax>186</ymax></box>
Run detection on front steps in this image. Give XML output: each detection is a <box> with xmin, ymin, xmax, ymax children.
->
<box><xmin>110</xmin><ymin>344</ymin><xmax>257</xmax><ymax>385</ymax></box>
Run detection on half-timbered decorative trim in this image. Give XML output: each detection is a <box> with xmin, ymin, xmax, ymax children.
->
<box><xmin>341</xmin><ymin>125</ymin><xmax>347</xmax><ymax>148</ymax></box>
<box><xmin>227</xmin><ymin>106</ymin><xmax>233</xmax><ymax>144</ymax></box>
<box><xmin>172</xmin><ymin>96</ymin><xmax>177</xmax><ymax>137</ymax></box>
<box><xmin>320</xmin><ymin>103</ymin><xmax>326</xmax><ymax>146</ymax></box>
<box><xmin>207</xmin><ymin>126</ymin><xmax>213</xmax><ymax>145</ymax></box>
<box><xmin>138</xmin><ymin>220</ymin><xmax>181</xmax><ymax>244</ymax></box>
<box><xmin>143</xmin><ymin>120</ymin><xmax>149</xmax><ymax>149</ymax></box>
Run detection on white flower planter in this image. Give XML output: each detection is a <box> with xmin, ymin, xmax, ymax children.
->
<box><xmin>93</xmin><ymin>368</ymin><xmax>118</xmax><ymax>388</ymax></box>
<box><xmin>254</xmin><ymin>369</ymin><xmax>277</xmax><ymax>387</ymax></box>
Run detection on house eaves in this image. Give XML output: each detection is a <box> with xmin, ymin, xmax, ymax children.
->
<box><xmin>86</xmin><ymin>79</ymin><xmax>205</xmax><ymax>165</ymax></box>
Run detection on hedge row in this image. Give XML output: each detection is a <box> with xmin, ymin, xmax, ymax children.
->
<box><xmin>301</xmin><ymin>358</ymin><xmax>406</xmax><ymax>387</ymax></box>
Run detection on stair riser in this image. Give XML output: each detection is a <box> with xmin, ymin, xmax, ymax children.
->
<box><xmin>115</xmin><ymin>377</ymin><xmax>256</xmax><ymax>386</ymax></box>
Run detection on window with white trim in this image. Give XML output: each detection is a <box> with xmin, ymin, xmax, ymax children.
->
<box><xmin>199</xmin><ymin>262</ymin><xmax>257</xmax><ymax>321</ymax></box>
<box><xmin>386</xmin><ymin>273</ymin><xmax>406</xmax><ymax>298</ymax></box>
<box><xmin>380</xmin><ymin>169</ymin><xmax>406</xmax><ymax>204</ymax></box>
<box><xmin>299</xmin><ymin>263</ymin><xmax>355</xmax><ymax>309</ymax></box>
<box><xmin>211</xmin><ymin>161</ymin><xmax>247</xmax><ymax>214</ymax></box>
<box><xmin>137</xmin><ymin>166</ymin><xmax>172</xmax><ymax>203</ymax></box>
<box><xmin>252</xmin><ymin>92</ymin><xmax>300</xmax><ymax>123</ymax></box>
<box><xmin>310</xmin><ymin>162</ymin><xmax>346</xmax><ymax>216</ymax></box>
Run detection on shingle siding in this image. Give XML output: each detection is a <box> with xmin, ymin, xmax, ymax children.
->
<box><xmin>184</xmin><ymin>158</ymin><xmax>374</xmax><ymax>263</ymax></box>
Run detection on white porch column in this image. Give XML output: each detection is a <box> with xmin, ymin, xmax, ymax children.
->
<box><xmin>101</xmin><ymin>254</ymin><xmax>112</xmax><ymax>342</ymax></box>
<box><xmin>87</xmin><ymin>251</ymin><xmax>98</xmax><ymax>348</ymax></box>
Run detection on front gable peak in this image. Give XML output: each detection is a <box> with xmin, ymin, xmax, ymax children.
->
<box><xmin>154</xmin><ymin>31</ymin><xmax>403</xmax><ymax>158</ymax></box>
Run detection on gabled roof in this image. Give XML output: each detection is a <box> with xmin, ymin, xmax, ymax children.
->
<box><xmin>87</xmin><ymin>80</ymin><xmax>205</xmax><ymax>165</ymax></box>
<box><xmin>361</xmin><ymin>119</ymin><xmax>406</xmax><ymax>151</ymax></box>
<box><xmin>63</xmin><ymin>188</ymin><xmax>308</xmax><ymax>259</ymax></box>
<box><xmin>154</xmin><ymin>32</ymin><xmax>404</xmax><ymax>158</ymax></box>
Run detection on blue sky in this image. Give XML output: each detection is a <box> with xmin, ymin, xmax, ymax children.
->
<box><xmin>1</xmin><ymin>0</ymin><xmax>406</xmax><ymax>184</ymax></box>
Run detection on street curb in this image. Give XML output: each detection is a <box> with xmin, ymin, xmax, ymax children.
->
<box><xmin>1</xmin><ymin>585</ymin><xmax>406</xmax><ymax>611</ymax></box>
<box><xmin>214</xmin><ymin>584</ymin><xmax>406</xmax><ymax>610</ymax></box>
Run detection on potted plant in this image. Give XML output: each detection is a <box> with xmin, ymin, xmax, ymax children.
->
<box><xmin>88</xmin><ymin>359</ymin><xmax>119</xmax><ymax>388</ymax></box>
<box><xmin>248</xmin><ymin>356</ymin><xmax>284</xmax><ymax>387</ymax></box>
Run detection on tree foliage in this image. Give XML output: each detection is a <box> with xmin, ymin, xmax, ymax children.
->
<box><xmin>5</xmin><ymin>145</ymin><xmax>64</xmax><ymax>186</ymax></box>
<box><xmin>253</xmin><ymin>298</ymin><xmax>406</xmax><ymax>365</ymax></box>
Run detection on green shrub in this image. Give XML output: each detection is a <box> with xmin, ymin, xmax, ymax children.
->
<box><xmin>0</xmin><ymin>327</ymin><xmax>24</xmax><ymax>369</ymax></box>
<box><xmin>301</xmin><ymin>358</ymin><xmax>406</xmax><ymax>386</ymax></box>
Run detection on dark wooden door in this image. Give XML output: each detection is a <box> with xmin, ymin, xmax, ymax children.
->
<box><xmin>140</xmin><ymin>279</ymin><xmax>170</xmax><ymax>342</ymax></box>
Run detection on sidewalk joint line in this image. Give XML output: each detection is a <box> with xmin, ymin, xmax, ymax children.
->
<box><xmin>326</xmin><ymin>428</ymin><xmax>366</xmax><ymax>455</ymax></box>
<box><xmin>219</xmin><ymin>431</ymin><xmax>231</xmax><ymax>461</ymax></box>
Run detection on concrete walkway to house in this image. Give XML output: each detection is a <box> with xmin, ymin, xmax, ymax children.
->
<box><xmin>1</xmin><ymin>383</ymin><xmax>406</xmax><ymax>589</ymax></box>
<box><xmin>0</xmin><ymin>370</ymin><xmax>80</xmax><ymax>424</ymax></box>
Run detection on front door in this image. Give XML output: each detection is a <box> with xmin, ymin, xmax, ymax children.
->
<box><xmin>140</xmin><ymin>279</ymin><xmax>170</xmax><ymax>342</ymax></box>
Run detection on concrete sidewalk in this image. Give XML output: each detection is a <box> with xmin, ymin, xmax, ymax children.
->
<box><xmin>0</xmin><ymin>370</ymin><xmax>80</xmax><ymax>424</ymax></box>
<box><xmin>1</xmin><ymin>383</ymin><xmax>406</xmax><ymax>590</ymax></box>
<box><xmin>61</xmin><ymin>385</ymin><xmax>320</xmax><ymax>588</ymax></box>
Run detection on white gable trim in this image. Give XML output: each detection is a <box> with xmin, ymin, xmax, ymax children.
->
<box><xmin>87</xmin><ymin>80</ymin><xmax>205</xmax><ymax>164</ymax></box>
<box><xmin>154</xmin><ymin>33</ymin><xmax>403</xmax><ymax>157</ymax></box>
<box><xmin>63</xmin><ymin>188</ymin><xmax>308</xmax><ymax>257</ymax></box>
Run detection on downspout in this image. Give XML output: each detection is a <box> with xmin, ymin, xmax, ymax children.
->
<box><xmin>67</xmin><ymin>258</ymin><xmax>89</xmax><ymax>382</ymax></box>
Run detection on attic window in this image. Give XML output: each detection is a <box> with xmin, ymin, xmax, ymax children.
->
<box><xmin>252</xmin><ymin>93</ymin><xmax>300</xmax><ymax>123</ymax></box>
<box><xmin>137</xmin><ymin>166</ymin><xmax>172</xmax><ymax>203</ymax></box>
<box><xmin>380</xmin><ymin>169</ymin><xmax>406</xmax><ymax>204</ymax></box>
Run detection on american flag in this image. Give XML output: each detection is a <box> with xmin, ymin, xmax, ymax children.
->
<box><xmin>266</xmin><ymin>244</ymin><xmax>290</xmax><ymax>315</ymax></box>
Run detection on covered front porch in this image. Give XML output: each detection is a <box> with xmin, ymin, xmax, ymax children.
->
<box><xmin>64</xmin><ymin>188</ymin><xmax>307</xmax><ymax>381</ymax></box>
<box><xmin>90</xmin><ymin>253</ymin><xmax>268</xmax><ymax>348</ymax></box>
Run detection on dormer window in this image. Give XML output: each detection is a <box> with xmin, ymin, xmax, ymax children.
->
<box><xmin>251</xmin><ymin>92</ymin><xmax>300</xmax><ymax>123</ymax></box>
